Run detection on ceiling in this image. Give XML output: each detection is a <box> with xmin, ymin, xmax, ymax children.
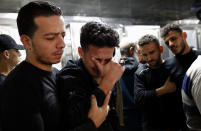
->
<box><xmin>0</xmin><ymin>0</ymin><xmax>198</xmax><ymax>25</ymax></box>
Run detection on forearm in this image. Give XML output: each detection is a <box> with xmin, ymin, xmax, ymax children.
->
<box><xmin>98</xmin><ymin>77</ymin><xmax>116</xmax><ymax>95</ymax></box>
<box><xmin>156</xmin><ymin>86</ymin><xmax>168</xmax><ymax>96</ymax></box>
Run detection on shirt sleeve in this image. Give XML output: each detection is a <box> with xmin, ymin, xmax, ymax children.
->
<box><xmin>191</xmin><ymin>72</ymin><xmax>201</xmax><ymax>114</ymax></box>
<box><xmin>134</xmin><ymin>71</ymin><xmax>158</xmax><ymax>107</ymax></box>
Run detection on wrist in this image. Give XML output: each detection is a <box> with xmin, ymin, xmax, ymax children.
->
<box><xmin>98</xmin><ymin>78</ymin><xmax>115</xmax><ymax>95</ymax></box>
<box><xmin>156</xmin><ymin>86</ymin><xmax>166</xmax><ymax>96</ymax></box>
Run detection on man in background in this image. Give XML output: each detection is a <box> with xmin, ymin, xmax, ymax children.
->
<box><xmin>134</xmin><ymin>34</ymin><xmax>176</xmax><ymax>131</ymax></box>
<box><xmin>181</xmin><ymin>8</ymin><xmax>201</xmax><ymax>130</ymax></box>
<box><xmin>119</xmin><ymin>42</ymin><xmax>142</xmax><ymax>131</ymax></box>
<box><xmin>134</xmin><ymin>42</ymin><xmax>146</xmax><ymax>64</ymax></box>
<box><xmin>0</xmin><ymin>34</ymin><xmax>23</xmax><ymax>86</ymax></box>
<box><xmin>161</xmin><ymin>24</ymin><xmax>201</xmax><ymax>130</ymax></box>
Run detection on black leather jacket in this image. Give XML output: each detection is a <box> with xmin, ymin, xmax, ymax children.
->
<box><xmin>57</xmin><ymin>59</ymin><xmax>120</xmax><ymax>131</ymax></box>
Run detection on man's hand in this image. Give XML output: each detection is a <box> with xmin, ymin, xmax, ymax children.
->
<box><xmin>88</xmin><ymin>92</ymin><xmax>111</xmax><ymax>128</ymax></box>
<box><xmin>93</xmin><ymin>58</ymin><xmax>124</xmax><ymax>94</ymax></box>
<box><xmin>156</xmin><ymin>76</ymin><xmax>176</xmax><ymax>96</ymax></box>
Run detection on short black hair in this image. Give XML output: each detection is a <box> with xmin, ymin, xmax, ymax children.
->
<box><xmin>17</xmin><ymin>1</ymin><xmax>62</xmax><ymax>38</ymax></box>
<box><xmin>80</xmin><ymin>21</ymin><xmax>119</xmax><ymax>50</ymax></box>
<box><xmin>160</xmin><ymin>24</ymin><xmax>183</xmax><ymax>38</ymax></box>
<box><xmin>138</xmin><ymin>34</ymin><xmax>160</xmax><ymax>48</ymax></box>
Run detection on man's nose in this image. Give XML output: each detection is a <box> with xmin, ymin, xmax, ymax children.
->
<box><xmin>147</xmin><ymin>55</ymin><xmax>152</xmax><ymax>61</ymax></box>
<box><xmin>57</xmin><ymin>36</ymin><xmax>66</xmax><ymax>49</ymax></box>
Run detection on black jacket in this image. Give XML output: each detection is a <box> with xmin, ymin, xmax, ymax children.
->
<box><xmin>120</xmin><ymin>57</ymin><xmax>139</xmax><ymax>109</ymax></box>
<box><xmin>134</xmin><ymin>63</ymin><xmax>174</xmax><ymax>130</ymax></box>
<box><xmin>57</xmin><ymin>59</ymin><xmax>120</xmax><ymax>131</ymax></box>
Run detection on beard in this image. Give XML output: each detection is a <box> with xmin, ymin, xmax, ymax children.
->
<box><xmin>172</xmin><ymin>39</ymin><xmax>186</xmax><ymax>55</ymax></box>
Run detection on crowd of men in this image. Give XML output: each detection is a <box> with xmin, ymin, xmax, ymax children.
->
<box><xmin>0</xmin><ymin>1</ymin><xmax>201</xmax><ymax>131</ymax></box>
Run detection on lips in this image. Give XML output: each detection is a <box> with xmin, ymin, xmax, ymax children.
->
<box><xmin>54</xmin><ymin>50</ymin><xmax>63</xmax><ymax>58</ymax></box>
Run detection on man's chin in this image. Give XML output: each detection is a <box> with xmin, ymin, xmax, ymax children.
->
<box><xmin>148</xmin><ymin>63</ymin><xmax>157</xmax><ymax>68</ymax></box>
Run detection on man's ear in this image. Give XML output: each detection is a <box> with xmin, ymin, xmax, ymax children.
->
<box><xmin>20</xmin><ymin>35</ymin><xmax>32</xmax><ymax>50</ymax></box>
<box><xmin>159</xmin><ymin>45</ymin><xmax>163</xmax><ymax>53</ymax></box>
<box><xmin>2</xmin><ymin>50</ymin><xmax>10</xmax><ymax>59</ymax></box>
<box><xmin>182</xmin><ymin>32</ymin><xmax>187</xmax><ymax>39</ymax></box>
<box><xmin>129</xmin><ymin>47</ymin><xmax>134</xmax><ymax>57</ymax></box>
<box><xmin>78</xmin><ymin>47</ymin><xmax>84</xmax><ymax>58</ymax></box>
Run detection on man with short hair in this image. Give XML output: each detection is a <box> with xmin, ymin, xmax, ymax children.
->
<box><xmin>135</xmin><ymin>43</ymin><xmax>146</xmax><ymax>64</ymax></box>
<box><xmin>161</xmin><ymin>24</ymin><xmax>201</xmax><ymax>130</ymax></box>
<box><xmin>0</xmin><ymin>34</ymin><xmax>23</xmax><ymax>86</ymax></box>
<box><xmin>57</xmin><ymin>21</ymin><xmax>124</xmax><ymax>131</ymax></box>
<box><xmin>134</xmin><ymin>34</ymin><xmax>176</xmax><ymax>131</ymax></box>
<box><xmin>1</xmin><ymin>2</ymin><xmax>110</xmax><ymax>131</ymax></box>
<box><xmin>119</xmin><ymin>42</ymin><xmax>142</xmax><ymax>131</ymax></box>
<box><xmin>120</xmin><ymin>42</ymin><xmax>135</xmax><ymax>58</ymax></box>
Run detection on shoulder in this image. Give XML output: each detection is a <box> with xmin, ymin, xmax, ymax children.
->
<box><xmin>57</xmin><ymin>59</ymin><xmax>81</xmax><ymax>77</ymax></box>
<box><xmin>194</xmin><ymin>49</ymin><xmax>201</xmax><ymax>55</ymax></box>
<box><xmin>135</xmin><ymin>63</ymin><xmax>149</xmax><ymax>76</ymax></box>
<box><xmin>122</xmin><ymin>57</ymin><xmax>139</xmax><ymax>74</ymax></box>
<box><xmin>187</xmin><ymin>56</ymin><xmax>201</xmax><ymax>77</ymax></box>
<box><xmin>56</xmin><ymin>59</ymin><xmax>87</xmax><ymax>87</ymax></box>
<box><xmin>5</xmin><ymin>61</ymin><xmax>29</xmax><ymax>81</ymax></box>
<box><xmin>164</xmin><ymin>56</ymin><xmax>177</xmax><ymax>65</ymax></box>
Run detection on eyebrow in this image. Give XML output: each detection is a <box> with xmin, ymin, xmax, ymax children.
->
<box><xmin>44</xmin><ymin>32</ymin><xmax>65</xmax><ymax>36</ymax></box>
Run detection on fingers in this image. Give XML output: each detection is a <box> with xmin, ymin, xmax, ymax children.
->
<box><xmin>103</xmin><ymin>91</ymin><xmax>111</xmax><ymax>108</ymax></box>
<box><xmin>91</xmin><ymin>95</ymin><xmax>97</xmax><ymax>108</ymax></box>
<box><xmin>92</xmin><ymin>57</ymin><xmax>103</xmax><ymax>76</ymax></box>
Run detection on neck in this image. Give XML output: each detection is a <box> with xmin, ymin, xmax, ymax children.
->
<box><xmin>182</xmin><ymin>45</ymin><xmax>191</xmax><ymax>55</ymax></box>
<box><xmin>149</xmin><ymin>59</ymin><xmax>163</xmax><ymax>69</ymax></box>
<box><xmin>0</xmin><ymin>61</ymin><xmax>11</xmax><ymax>76</ymax></box>
<box><xmin>25</xmin><ymin>57</ymin><xmax>52</xmax><ymax>71</ymax></box>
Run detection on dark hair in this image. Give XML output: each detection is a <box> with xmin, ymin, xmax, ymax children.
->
<box><xmin>17</xmin><ymin>1</ymin><xmax>62</xmax><ymax>37</ymax></box>
<box><xmin>80</xmin><ymin>21</ymin><xmax>119</xmax><ymax>50</ymax></box>
<box><xmin>138</xmin><ymin>34</ymin><xmax>160</xmax><ymax>48</ymax></box>
<box><xmin>160</xmin><ymin>24</ymin><xmax>183</xmax><ymax>38</ymax></box>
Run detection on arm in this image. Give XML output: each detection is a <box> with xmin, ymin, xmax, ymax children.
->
<box><xmin>156</xmin><ymin>76</ymin><xmax>176</xmax><ymax>96</ymax></box>
<box><xmin>93</xmin><ymin>58</ymin><xmax>124</xmax><ymax>95</ymax></box>
<box><xmin>191</xmin><ymin>73</ymin><xmax>201</xmax><ymax>114</ymax></box>
<box><xmin>57</xmin><ymin>73</ymin><xmax>112</xmax><ymax>131</ymax></box>
<box><xmin>68</xmin><ymin>93</ymin><xmax>111</xmax><ymax>131</ymax></box>
<box><xmin>134</xmin><ymin>72</ymin><xmax>157</xmax><ymax>106</ymax></box>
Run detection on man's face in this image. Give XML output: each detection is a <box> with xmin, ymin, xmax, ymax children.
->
<box><xmin>79</xmin><ymin>45</ymin><xmax>114</xmax><ymax>79</ymax></box>
<box><xmin>140</xmin><ymin>42</ymin><xmax>162</xmax><ymax>69</ymax></box>
<box><xmin>163</xmin><ymin>31</ymin><xmax>186</xmax><ymax>55</ymax></box>
<box><xmin>7</xmin><ymin>49</ymin><xmax>21</xmax><ymax>67</ymax></box>
<box><xmin>136</xmin><ymin>47</ymin><xmax>146</xmax><ymax>63</ymax></box>
<box><xmin>28</xmin><ymin>15</ymin><xmax>66</xmax><ymax>66</ymax></box>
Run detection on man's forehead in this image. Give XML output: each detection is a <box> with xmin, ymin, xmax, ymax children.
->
<box><xmin>164</xmin><ymin>31</ymin><xmax>180</xmax><ymax>40</ymax></box>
